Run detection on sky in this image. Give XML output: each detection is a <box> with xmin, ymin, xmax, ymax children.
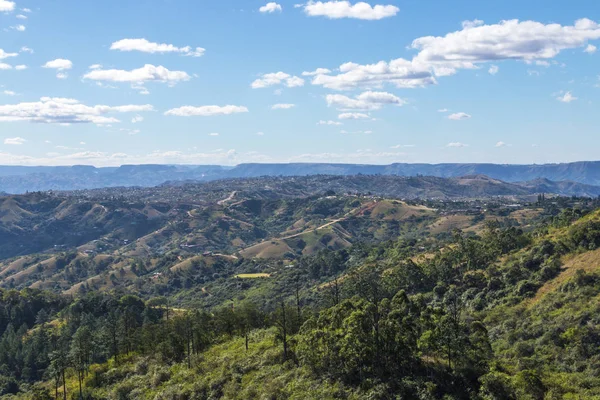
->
<box><xmin>0</xmin><ymin>0</ymin><xmax>599</xmax><ymax>167</ymax></box>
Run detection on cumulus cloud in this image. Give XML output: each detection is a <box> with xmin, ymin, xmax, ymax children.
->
<box><xmin>271</xmin><ymin>103</ymin><xmax>295</xmax><ymax>109</ymax></box>
<box><xmin>3</xmin><ymin>90</ymin><xmax>17</xmax><ymax>96</ymax></box>
<box><xmin>0</xmin><ymin>97</ymin><xmax>154</xmax><ymax>124</ymax></box>
<box><xmin>309</xmin><ymin>18</ymin><xmax>600</xmax><ymax>91</ymax></box>
<box><xmin>83</xmin><ymin>64</ymin><xmax>191</xmax><ymax>84</ymax></box>
<box><xmin>584</xmin><ymin>44</ymin><xmax>597</xmax><ymax>54</ymax></box>
<box><xmin>43</xmin><ymin>59</ymin><xmax>73</xmax><ymax>70</ymax></box>
<box><xmin>310</xmin><ymin>59</ymin><xmax>435</xmax><ymax>90</ymax></box>
<box><xmin>447</xmin><ymin>142</ymin><xmax>468</xmax><ymax>147</ymax></box>
<box><xmin>15</xmin><ymin>65</ymin><xmax>27</xmax><ymax>70</ymax></box>
<box><xmin>0</xmin><ymin>49</ymin><xmax>18</xmax><ymax>60</ymax></box>
<box><xmin>488</xmin><ymin>65</ymin><xmax>499</xmax><ymax>75</ymax></box>
<box><xmin>557</xmin><ymin>91</ymin><xmax>577</xmax><ymax>103</ymax></box>
<box><xmin>303</xmin><ymin>1</ymin><xmax>399</xmax><ymax>20</ymax></box>
<box><xmin>131</xmin><ymin>115</ymin><xmax>144</xmax><ymax>123</ymax></box>
<box><xmin>0</xmin><ymin>63</ymin><xmax>13</xmax><ymax>70</ymax></box>
<box><xmin>19</xmin><ymin>46</ymin><xmax>33</xmax><ymax>53</ymax></box>
<box><xmin>326</xmin><ymin>91</ymin><xmax>405</xmax><ymax>110</ymax></box>
<box><xmin>437</xmin><ymin>108</ymin><xmax>448</xmax><ymax>112</ymax></box>
<box><xmin>317</xmin><ymin>120</ymin><xmax>342</xmax><ymax>125</ymax></box>
<box><xmin>448</xmin><ymin>112</ymin><xmax>471</xmax><ymax>120</ymax></box>
<box><xmin>165</xmin><ymin>105</ymin><xmax>249</xmax><ymax>117</ymax></box>
<box><xmin>16</xmin><ymin>13</ymin><xmax>26</xmax><ymax>19</ymax></box>
<box><xmin>411</xmin><ymin>18</ymin><xmax>600</xmax><ymax>67</ymax></box>
<box><xmin>495</xmin><ymin>141</ymin><xmax>508</xmax><ymax>147</ymax></box>
<box><xmin>0</xmin><ymin>0</ymin><xmax>15</xmax><ymax>12</ymax></box>
<box><xmin>88</xmin><ymin>64</ymin><xmax>102</xmax><ymax>70</ymax></box>
<box><xmin>302</xmin><ymin>68</ymin><xmax>331</xmax><ymax>76</ymax></box>
<box><xmin>110</xmin><ymin>38</ymin><xmax>205</xmax><ymax>57</ymax></box>
<box><xmin>259</xmin><ymin>2</ymin><xmax>282</xmax><ymax>13</ymax></box>
<box><xmin>251</xmin><ymin>72</ymin><xmax>304</xmax><ymax>88</ymax></box>
<box><xmin>12</xmin><ymin>25</ymin><xmax>25</xmax><ymax>31</ymax></box>
<box><xmin>4</xmin><ymin>137</ymin><xmax>25</xmax><ymax>145</ymax></box>
<box><xmin>338</xmin><ymin>112</ymin><xmax>370</xmax><ymax>119</ymax></box>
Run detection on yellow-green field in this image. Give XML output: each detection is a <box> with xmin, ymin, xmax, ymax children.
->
<box><xmin>235</xmin><ymin>273</ymin><xmax>271</xmax><ymax>279</ymax></box>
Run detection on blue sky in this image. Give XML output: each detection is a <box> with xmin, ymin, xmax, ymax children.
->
<box><xmin>0</xmin><ymin>0</ymin><xmax>599</xmax><ymax>166</ymax></box>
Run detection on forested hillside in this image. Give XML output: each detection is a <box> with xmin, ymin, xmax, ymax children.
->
<box><xmin>2</xmin><ymin>202</ymin><xmax>600</xmax><ymax>399</ymax></box>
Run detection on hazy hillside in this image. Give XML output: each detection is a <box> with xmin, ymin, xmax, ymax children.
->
<box><xmin>3</xmin><ymin>161</ymin><xmax>600</xmax><ymax>193</ymax></box>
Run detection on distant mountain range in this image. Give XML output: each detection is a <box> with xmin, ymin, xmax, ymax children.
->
<box><xmin>2</xmin><ymin>161</ymin><xmax>600</xmax><ymax>194</ymax></box>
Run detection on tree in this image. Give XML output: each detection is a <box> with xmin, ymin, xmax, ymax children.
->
<box><xmin>48</xmin><ymin>348</ymin><xmax>68</xmax><ymax>400</ymax></box>
<box><xmin>70</xmin><ymin>326</ymin><xmax>93</xmax><ymax>399</ymax></box>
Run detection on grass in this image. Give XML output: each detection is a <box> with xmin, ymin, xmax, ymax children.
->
<box><xmin>526</xmin><ymin>247</ymin><xmax>600</xmax><ymax>307</ymax></box>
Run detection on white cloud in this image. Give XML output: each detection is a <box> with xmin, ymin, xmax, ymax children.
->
<box><xmin>21</xmin><ymin>7</ymin><xmax>31</xmax><ymax>12</ymax></box>
<box><xmin>0</xmin><ymin>0</ymin><xmax>15</xmax><ymax>12</ymax></box>
<box><xmin>0</xmin><ymin>49</ymin><xmax>18</xmax><ymax>60</ymax></box>
<box><xmin>110</xmin><ymin>38</ymin><xmax>205</xmax><ymax>57</ymax></box>
<box><xmin>495</xmin><ymin>141</ymin><xmax>507</xmax><ymax>147</ymax></box>
<box><xmin>446</xmin><ymin>142</ymin><xmax>468</xmax><ymax>147</ymax></box>
<box><xmin>326</xmin><ymin>91</ymin><xmax>405</xmax><ymax>110</ymax></box>
<box><xmin>0</xmin><ymin>97</ymin><xmax>154</xmax><ymax>124</ymax></box>
<box><xmin>12</xmin><ymin>24</ymin><xmax>25</xmax><ymax>31</ymax></box>
<box><xmin>303</xmin><ymin>1</ymin><xmax>399</xmax><ymax>20</ymax></box>
<box><xmin>310</xmin><ymin>59</ymin><xmax>435</xmax><ymax>90</ymax></box>
<box><xmin>0</xmin><ymin>63</ymin><xmax>13</xmax><ymax>70</ymax></box>
<box><xmin>310</xmin><ymin>18</ymin><xmax>600</xmax><ymax>91</ymax></box>
<box><xmin>557</xmin><ymin>91</ymin><xmax>577</xmax><ymax>103</ymax></box>
<box><xmin>3</xmin><ymin>90</ymin><xmax>16</xmax><ymax>96</ymax></box>
<box><xmin>208</xmin><ymin>132</ymin><xmax>220</xmax><ymax>136</ymax></box>
<box><xmin>488</xmin><ymin>65</ymin><xmax>499</xmax><ymax>75</ymax></box>
<box><xmin>412</xmin><ymin>18</ymin><xmax>600</xmax><ymax>67</ymax></box>
<box><xmin>317</xmin><ymin>120</ymin><xmax>342</xmax><ymax>125</ymax></box>
<box><xmin>131</xmin><ymin>115</ymin><xmax>144</xmax><ymax>123</ymax></box>
<box><xmin>88</xmin><ymin>64</ymin><xmax>102</xmax><ymax>70</ymax></box>
<box><xmin>56</xmin><ymin>72</ymin><xmax>68</xmax><ymax>80</ymax></box>
<box><xmin>302</xmin><ymin>68</ymin><xmax>331</xmax><ymax>76</ymax></box>
<box><xmin>462</xmin><ymin>19</ymin><xmax>484</xmax><ymax>29</ymax></box>
<box><xmin>165</xmin><ymin>105</ymin><xmax>249</xmax><ymax>117</ymax></box>
<box><xmin>390</xmin><ymin>144</ymin><xmax>415</xmax><ymax>148</ymax></box>
<box><xmin>448</xmin><ymin>112</ymin><xmax>471</xmax><ymax>120</ymax></box>
<box><xmin>584</xmin><ymin>44</ymin><xmax>597</xmax><ymax>54</ymax></box>
<box><xmin>251</xmin><ymin>72</ymin><xmax>304</xmax><ymax>88</ymax></box>
<box><xmin>119</xmin><ymin>128</ymin><xmax>140</xmax><ymax>135</ymax></box>
<box><xmin>19</xmin><ymin>46</ymin><xmax>33</xmax><ymax>53</ymax></box>
<box><xmin>259</xmin><ymin>2</ymin><xmax>282</xmax><ymax>13</ymax></box>
<box><xmin>271</xmin><ymin>103</ymin><xmax>295</xmax><ymax>109</ymax></box>
<box><xmin>43</xmin><ymin>59</ymin><xmax>73</xmax><ymax>70</ymax></box>
<box><xmin>4</xmin><ymin>137</ymin><xmax>25</xmax><ymax>145</ymax></box>
<box><xmin>14</xmin><ymin>65</ymin><xmax>27</xmax><ymax>70</ymax></box>
<box><xmin>437</xmin><ymin>108</ymin><xmax>448</xmax><ymax>112</ymax></box>
<box><xmin>338</xmin><ymin>112</ymin><xmax>370</xmax><ymax>119</ymax></box>
<box><xmin>16</xmin><ymin>13</ymin><xmax>26</xmax><ymax>19</ymax></box>
<box><xmin>84</xmin><ymin>64</ymin><xmax>191</xmax><ymax>84</ymax></box>
<box><xmin>256</xmin><ymin>132</ymin><xmax>265</xmax><ymax>136</ymax></box>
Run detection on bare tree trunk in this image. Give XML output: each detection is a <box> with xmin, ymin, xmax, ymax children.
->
<box><xmin>281</xmin><ymin>302</ymin><xmax>288</xmax><ymax>362</ymax></box>
<box><xmin>62</xmin><ymin>370</ymin><xmax>67</xmax><ymax>400</ymax></box>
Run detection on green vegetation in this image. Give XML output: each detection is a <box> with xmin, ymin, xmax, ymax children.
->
<box><xmin>2</xmin><ymin>177</ymin><xmax>600</xmax><ymax>399</ymax></box>
<box><xmin>0</xmin><ymin>202</ymin><xmax>599</xmax><ymax>398</ymax></box>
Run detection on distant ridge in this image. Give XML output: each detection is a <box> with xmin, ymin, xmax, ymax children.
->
<box><xmin>1</xmin><ymin>161</ymin><xmax>600</xmax><ymax>193</ymax></box>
